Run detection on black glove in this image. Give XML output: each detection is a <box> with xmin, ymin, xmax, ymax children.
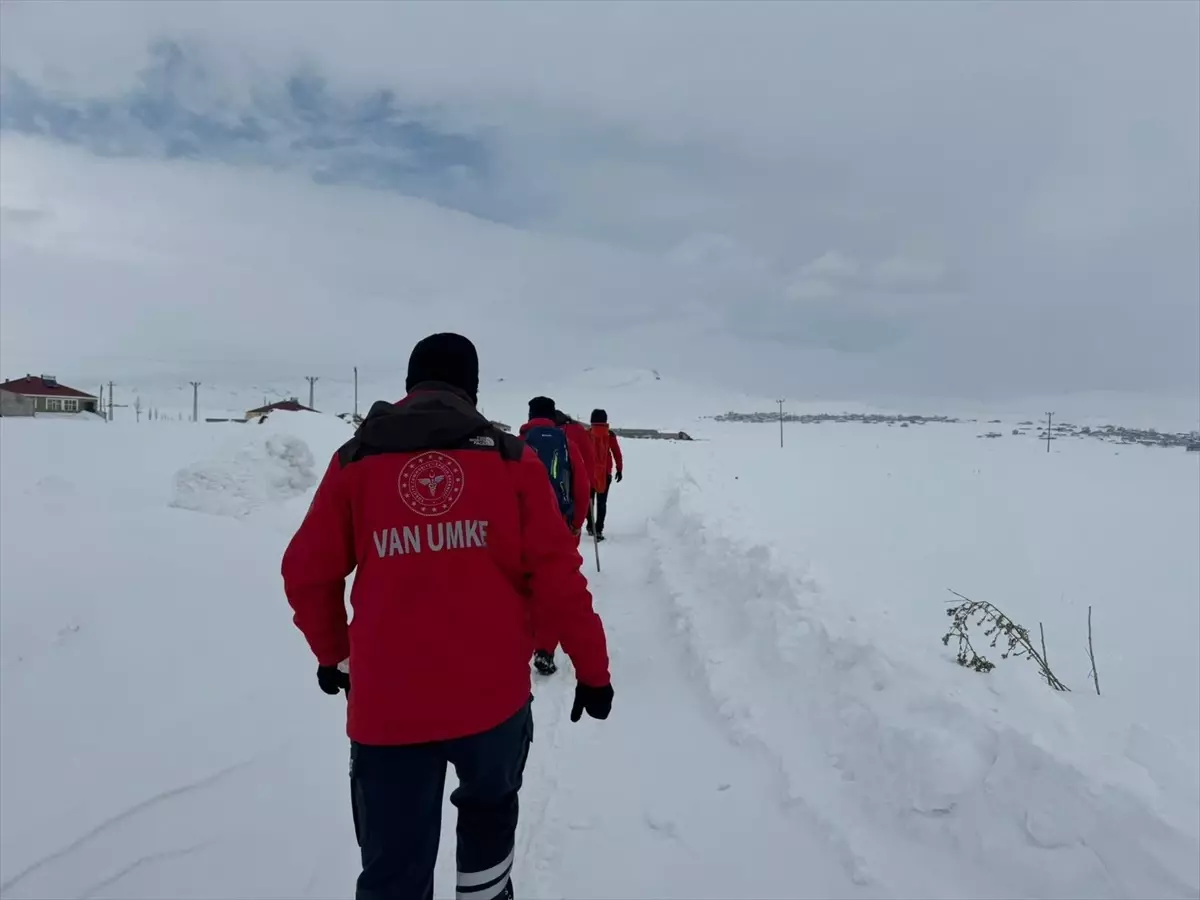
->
<box><xmin>570</xmin><ymin>682</ymin><xmax>613</xmax><ymax>722</ymax></box>
<box><xmin>317</xmin><ymin>664</ymin><xmax>350</xmax><ymax>696</ymax></box>
<box><xmin>614</xmin><ymin>471</ymin><xmax>623</xmax><ymax>484</ymax></box>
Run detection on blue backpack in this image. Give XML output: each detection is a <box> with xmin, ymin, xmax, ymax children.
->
<box><xmin>523</xmin><ymin>425</ymin><xmax>573</xmax><ymax>521</ymax></box>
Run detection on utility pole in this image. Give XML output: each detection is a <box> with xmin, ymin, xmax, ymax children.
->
<box><xmin>99</xmin><ymin>384</ymin><xmax>105</xmax><ymax>421</ymax></box>
<box><xmin>353</xmin><ymin>367</ymin><xmax>358</xmax><ymax>419</ymax></box>
<box><xmin>1045</xmin><ymin>411</ymin><xmax>1054</xmax><ymax>453</ymax></box>
<box><xmin>778</xmin><ymin>399</ymin><xmax>785</xmax><ymax>448</ymax></box>
<box><xmin>189</xmin><ymin>381</ymin><xmax>201</xmax><ymax>422</ymax></box>
<box><xmin>306</xmin><ymin>375</ymin><xmax>318</xmax><ymax>410</ymax></box>
<box><xmin>105</xmin><ymin>382</ymin><xmax>128</xmax><ymax>421</ymax></box>
<box><xmin>134</xmin><ymin>396</ymin><xmax>143</xmax><ymax>423</ymax></box>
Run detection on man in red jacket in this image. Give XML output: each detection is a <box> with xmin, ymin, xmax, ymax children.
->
<box><xmin>553</xmin><ymin>408</ymin><xmax>597</xmax><ymax>497</ymax></box>
<box><xmin>518</xmin><ymin>396</ymin><xmax>590</xmax><ymax>539</ymax></box>
<box><xmin>586</xmin><ymin>408</ymin><xmax>624</xmax><ymax>541</ymax></box>
<box><xmin>518</xmin><ymin>397</ymin><xmax>592</xmax><ymax>677</ymax></box>
<box><xmin>282</xmin><ymin>333</ymin><xmax>613</xmax><ymax>900</ymax></box>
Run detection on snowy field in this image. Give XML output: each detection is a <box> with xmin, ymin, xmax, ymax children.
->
<box><xmin>1</xmin><ymin>385</ymin><xmax>1198</xmax><ymax>899</ymax></box>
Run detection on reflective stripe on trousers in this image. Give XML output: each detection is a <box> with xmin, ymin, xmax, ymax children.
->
<box><xmin>456</xmin><ymin>847</ymin><xmax>514</xmax><ymax>900</ymax></box>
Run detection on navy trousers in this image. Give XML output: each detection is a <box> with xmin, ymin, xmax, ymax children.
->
<box><xmin>586</xmin><ymin>474</ymin><xmax>613</xmax><ymax>534</ymax></box>
<box><xmin>350</xmin><ymin>699</ymin><xmax>533</xmax><ymax>900</ymax></box>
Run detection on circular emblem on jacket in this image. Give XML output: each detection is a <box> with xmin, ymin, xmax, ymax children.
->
<box><xmin>398</xmin><ymin>451</ymin><xmax>466</xmax><ymax>517</ymax></box>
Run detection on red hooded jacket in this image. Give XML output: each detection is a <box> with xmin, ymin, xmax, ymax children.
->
<box><xmin>282</xmin><ymin>386</ymin><xmax>610</xmax><ymax>746</ymax></box>
<box><xmin>562</xmin><ymin>420</ymin><xmax>597</xmax><ymax>492</ymax></box>
<box><xmin>518</xmin><ymin>418</ymin><xmax>591</xmax><ymax>532</ymax></box>
<box><xmin>589</xmin><ymin>423</ymin><xmax>623</xmax><ymax>492</ymax></box>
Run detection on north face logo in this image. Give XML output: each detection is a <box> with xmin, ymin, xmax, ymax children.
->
<box><xmin>469</xmin><ymin>435</ymin><xmax>495</xmax><ymax>447</ymax></box>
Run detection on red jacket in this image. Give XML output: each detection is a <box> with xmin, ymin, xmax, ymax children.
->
<box><xmin>518</xmin><ymin>418</ymin><xmax>591</xmax><ymax>532</ymax></box>
<box><xmin>589</xmin><ymin>423</ymin><xmax>623</xmax><ymax>492</ymax></box>
<box><xmin>282</xmin><ymin>386</ymin><xmax>610</xmax><ymax>746</ymax></box>
<box><xmin>563</xmin><ymin>420</ymin><xmax>598</xmax><ymax>492</ymax></box>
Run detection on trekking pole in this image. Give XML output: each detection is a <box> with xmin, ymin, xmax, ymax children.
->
<box><xmin>591</xmin><ymin>497</ymin><xmax>601</xmax><ymax>572</ymax></box>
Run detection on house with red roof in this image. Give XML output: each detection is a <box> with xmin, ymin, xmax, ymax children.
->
<box><xmin>244</xmin><ymin>398</ymin><xmax>318</xmax><ymax>422</ymax></box>
<box><xmin>0</xmin><ymin>374</ymin><xmax>100</xmax><ymax>416</ymax></box>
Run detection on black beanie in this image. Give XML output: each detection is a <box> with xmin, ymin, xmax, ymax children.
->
<box><xmin>529</xmin><ymin>395</ymin><xmax>557</xmax><ymax>420</ymax></box>
<box><xmin>406</xmin><ymin>333</ymin><xmax>479</xmax><ymax>403</ymax></box>
<box><xmin>590</xmin><ymin>408</ymin><xmax>608</xmax><ymax>424</ymax></box>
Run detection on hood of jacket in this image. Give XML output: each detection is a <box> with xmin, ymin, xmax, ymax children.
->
<box><xmin>518</xmin><ymin>417</ymin><xmax>558</xmax><ymax>437</ymax></box>
<box><xmin>356</xmin><ymin>381</ymin><xmax>492</xmax><ymax>453</ymax></box>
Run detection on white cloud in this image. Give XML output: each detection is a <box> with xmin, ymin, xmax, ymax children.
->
<box><xmin>785</xmin><ymin>249</ymin><xmax>953</xmax><ymax>305</ymax></box>
<box><xmin>869</xmin><ymin>254</ymin><xmax>952</xmax><ymax>294</ymax></box>
<box><xmin>804</xmin><ymin>251</ymin><xmax>861</xmax><ymax>283</ymax></box>
<box><xmin>1</xmin><ymin>0</ymin><xmax>1197</xmax><ymax>400</ymax></box>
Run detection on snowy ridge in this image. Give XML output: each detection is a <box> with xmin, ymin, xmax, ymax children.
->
<box><xmin>648</xmin><ymin>473</ymin><xmax>1200</xmax><ymax>900</ymax></box>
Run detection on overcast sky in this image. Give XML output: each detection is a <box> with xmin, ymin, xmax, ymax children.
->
<box><xmin>1</xmin><ymin>0</ymin><xmax>1197</xmax><ymax>403</ymax></box>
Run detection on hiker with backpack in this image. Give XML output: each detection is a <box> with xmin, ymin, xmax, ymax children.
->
<box><xmin>553</xmin><ymin>409</ymin><xmax>597</xmax><ymax>498</ymax></box>
<box><xmin>520</xmin><ymin>396</ymin><xmax>592</xmax><ymax>676</ymax></box>
<box><xmin>519</xmin><ymin>396</ymin><xmax>591</xmax><ymax>539</ymax></box>
<box><xmin>586</xmin><ymin>408</ymin><xmax>623</xmax><ymax>542</ymax></box>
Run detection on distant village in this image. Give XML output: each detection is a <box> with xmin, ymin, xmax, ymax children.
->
<box><xmin>713</xmin><ymin>409</ymin><xmax>1200</xmax><ymax>452</ymax></box>
<box><xmin>2</xmin><ymin>374</ymin><xmax>1192</xmax><ymax>450</ymax></box>
<box><xmin>0</xmin><ymin>376</ymin><xmax>696</xmax><ymax>442</ymax></box>
<box><xmin>713</xmin><ymin>411</ymin><xmax>961</xmax><ymax>426</ymax></box>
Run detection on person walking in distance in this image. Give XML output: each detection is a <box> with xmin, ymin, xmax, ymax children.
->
<box><xmin>553</xmin><ymin>408</ymin><xmax>597</xmax><ymax>502</ymax></box>
<box><xmin>519</xmin><ymin>397</ymin><xmax>590</xmax><ymax>542</ymax></box>
<box><xmin>281</xmin><ymin>333</ymin><xmax>613</xmax><ymax>900</ymax></box>
<box><xmin>586</xmin><ymin>408</ymin><xmax>623</xmax><ymax>541</ymax></box>
<box><xmin>519</xmin><ymin>396</ymin><xmax>592</xmax><ymax>677</ymax></box>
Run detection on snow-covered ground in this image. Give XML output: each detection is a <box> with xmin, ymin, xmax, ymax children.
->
<box><xmin>1</xmin><ymin>398</ymin><xmax>1197</xmax><ymax>899</ymax></box>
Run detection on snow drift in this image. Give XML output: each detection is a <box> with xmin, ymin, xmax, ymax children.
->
<box><xmin>170</xmin><ymin>432</ymin><xmax>318</xmax><ymax>519</ymax></box>
<box><xmin>650</xmin><ymin>479</ymin><xmax>1198</xmax><ymax>899</ymax></box>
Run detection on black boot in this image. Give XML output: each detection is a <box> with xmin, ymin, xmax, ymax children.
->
<box><xmin>533</xmin><ymin>649</ymin><xmax>557</xmax><ymax>676</ymax></box>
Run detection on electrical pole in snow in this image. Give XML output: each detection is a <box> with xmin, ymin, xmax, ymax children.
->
<box><xmin>306</xmin><ymin>376</ymin><xmax>318</xmax><ymax>410</ymax></box>
<box><xmin>105</xmin><ymin>382</ymin><xmax>127</xmax><ymax>421</ymax></box>
<box><xmin>1045</xmin><ymin>411</ymin><xmax>1054</xmax><ymax>453</ymax></box>
<box><xmin>778</xmin><ymin>399</ymin><xmax>785</xmax><ymax>448</ymax></box>
<box><xmin>190</xmin><ymin>381</ymin><xmax>201</xmax><ymax>422</ymax></box>
<box><xmin>353</xmin><ymin>367</ymin><xmax>358</xmax><ymax>419</ymax></box>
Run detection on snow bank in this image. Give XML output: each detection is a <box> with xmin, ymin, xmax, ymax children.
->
<box><xmin>167</xmin><ymin>411</ymin><xmax>351</xmax><ymax>519</ymax></box>
<box><xmin>648</xmin><ymin>426</ymin><xmax>1200</xmax><ymax>899</ymax></box>
<box><xmin>170</xmin><ymin>434</ymin><xmax>317</xmax><ymax>518</ymax></box>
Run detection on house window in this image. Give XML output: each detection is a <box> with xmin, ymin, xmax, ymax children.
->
<box><xmin>63</xmin><ymin>398</ymin><xmax>79</xmax><ymax>412</ymax></box>
<box><xmin>46</xmin><ymin>398</ymin><xmax>63</xmax><ymax>411</ymax></box>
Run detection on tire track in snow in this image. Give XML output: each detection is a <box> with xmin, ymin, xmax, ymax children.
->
<box><xmin>539</xmin><ymin>516</ymin><xmax>872</xmax><ymax>899</ymax></box>
<box><xmin>0</xmin><ymin>758</ymin><xmax>256</xmax><ymax>897</ymax></box>
<box><xmin>513</xmin><ymin>663</ymin><xmax>573</xmax><ymax>898</ymax></box>
<box><xmin>638</xmin><ymin>524</ymin><xmax>877</xmax><ymax>894</ymax></box>
<box><xmin>77</xmin><ymin>841</ymin><xmax>215</xmax><ymax>899</ymax></box>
